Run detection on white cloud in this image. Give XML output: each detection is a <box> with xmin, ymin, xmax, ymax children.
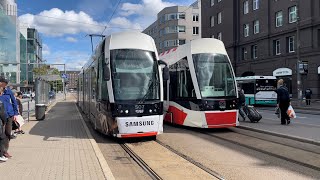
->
<box><xmin>109</xmin><ymin>17</ymin><xmax>142</xmax><ymax>30</ymax></box>
<box><xmin>45</xmin><ymin>50</ymin><xmax>90</xmax><ymax>71</ymax></box>
<box><xmin>42</xmin><ymin>44</ymin><xmax>50</xmax><ymax>55</ymax></box>
<box><xmin>120</xmin><ymin>0</ymin><xmax>175</xmax><ymax>17</ymax></box>
<box><xmin>119</xmin><ymin>0</ymin><xmax>176</xmax><ymax>29</ymax></box>
<box><xmin>65</xmin><ymin>37</ymin><xmax>78</xmax><ymax>43</ymax></box>
<box><xmin>19</xmin><ymin>8</ymin><xmax>106</xmax><ymax>37</ymax></box>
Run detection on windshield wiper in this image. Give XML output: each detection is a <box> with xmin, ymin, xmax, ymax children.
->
<box><xmin>138</xmin><ymin>79</ymin><xmax>159</xmax><ymax>104</ymax></box>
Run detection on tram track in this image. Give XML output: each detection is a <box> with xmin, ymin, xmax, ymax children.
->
<box><xmin>121</xmin><ymin>139</ymin><xmax>225</xmax><ymax>180</ymax></box>
<box><xmin>199</xmin><ymin>128</ymin><xmax>320</xmax><ymax>171</ymax></box>
<box><xmin>120</xmin><ymin>143</ymin><xmax>162</xmax><ymax>180</ymax></box>
<box><xmin>155</xmin><ymin>140</ymin><xmax>225</xmax><ymax>180</ymax></box>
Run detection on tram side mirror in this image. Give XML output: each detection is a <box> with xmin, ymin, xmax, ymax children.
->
<box><xmin>158</xmin><ymin>60</ymin><xmax>169</xmax><ymax>81</ymax></box>
<box><xmin>104</xmin><ymin>58</ymin><xmax>110</xmax><ymax>81</ymax></box>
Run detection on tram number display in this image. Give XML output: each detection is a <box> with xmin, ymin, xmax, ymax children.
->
<box><xmin>135</xmin><ymin>105</ymin><xmax>145</xmax><ymax>113</ymax></box>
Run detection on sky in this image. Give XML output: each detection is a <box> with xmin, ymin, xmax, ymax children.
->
<box><xmin>16</xmin><ymin>0</ymin><xmax>194</xmax><ymax>71</ymax></box>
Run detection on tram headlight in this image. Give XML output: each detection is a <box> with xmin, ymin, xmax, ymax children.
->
<box><xmin>149</xmin><ymin>109</ymin><xmax>153</xmax><ymax>113</ymax></box>
<box><xmin>125</xmin><ymin>110</ymin><xmax>129</xmax><ymax>114</ymax></box>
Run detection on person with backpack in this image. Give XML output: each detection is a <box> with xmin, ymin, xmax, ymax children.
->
<box><xmin>237</xmin><ymin>87</ymin><xmax>246</xmax><ymax>121</ymax></box>
<box><xmin>276</xmin><ymin>79</ymin><xmax>291</xmax><ymax>125</ymax></box>
<box><xmin>305</xmin><ymin>88</ymin><xmax>312</xmax><ymax>105</ymax></box>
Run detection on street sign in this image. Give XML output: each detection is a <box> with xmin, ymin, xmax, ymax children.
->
<box><xmin>61</xmin><ymin>74</ymin><xmax>68</xmax><ymax>79</ymax></box>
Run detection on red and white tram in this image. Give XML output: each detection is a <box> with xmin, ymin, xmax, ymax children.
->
<box><xmin>159</xmin><ymin>38</ymin><xmax>239</xmax><ymax>128</ymax></box>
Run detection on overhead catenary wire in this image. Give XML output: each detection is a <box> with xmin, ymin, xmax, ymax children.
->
<box><xmin>101</xmin><ymin>0</ymin><xmax>123</xmax><ymax>35</ymax></box>
<box><xmin>4</xmin><ymin>8</ymin><xmax>142</xmax><ymax>30</ymax></box>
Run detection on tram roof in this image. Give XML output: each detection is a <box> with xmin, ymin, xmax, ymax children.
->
<box><xmin>159</xmin><ymin>38</ymin><xmax>228</xmax><ymax>64</ymax></box>
<box><xmin>109</xmin><ymin>31</ymin><xmax>157</xmax><ymax>52</ymax></box>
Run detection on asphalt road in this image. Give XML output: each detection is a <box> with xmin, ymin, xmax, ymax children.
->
<box><xmin>240</xmin><ymin>107</ymin><xmax>320</xmax><ymax>142</ymax></box>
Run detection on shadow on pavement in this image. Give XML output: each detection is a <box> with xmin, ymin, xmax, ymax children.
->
<box><xmin>28</xmin><ymin>101</ymin><xmax>88</xmax><ymax>141</ymax></box>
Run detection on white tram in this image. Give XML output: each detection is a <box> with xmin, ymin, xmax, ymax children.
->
<box><xmin>78</xmin><ymin>32</ymin><xmax>169</xmax><ymax>138</ymax></box>
<box><xmin>159</xmin><ymin>38</ymin><xmax>239</xmax><ymax>128</ymax></box>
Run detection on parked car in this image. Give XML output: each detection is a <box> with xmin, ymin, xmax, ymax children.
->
<box><xmin>22</xmin><ymin>93</ymin><xmax>31</xmax><ymax>99</ymax></box>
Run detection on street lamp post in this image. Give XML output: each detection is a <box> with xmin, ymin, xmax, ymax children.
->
<box><xmin>294</xmin><ymin>0</ymin><xmax>302</xmax><ymax>106</ymax></box>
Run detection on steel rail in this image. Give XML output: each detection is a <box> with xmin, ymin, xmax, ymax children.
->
<box><xmin>155</xmin><ymin>140</ymin><xmax>225</xmax><ymax>180</ymax></box>
<box><xmin>120</xmin><ymin>143</ymin><xmax>162</xmax><ymax>180</ymax></box>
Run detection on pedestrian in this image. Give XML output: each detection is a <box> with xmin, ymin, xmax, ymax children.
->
<box><xmin>238</xmin><ymin>87</ymin><xmax>246</xmax><ymax>121</ymax></box>
<box><xmin>0</xmin><ymin>76</ymin><xmax>19</xmax><ymax>158</ymax></box>
<box><xmin>275</xmin><ymin>79</ymin><xmax>291</xmax><ymax>125</ymax></box>
<box><xmin>14</xmin><ymin>92</ymin><xmax>25</xmax><ymax>134</ymax></box>
<box><xmin>305</xmin><ymin>88</ymin><xmax>312</xmax><ymax>105</ymax></box>
<box><xmin>0</xmin><ymin>88</ymin><xmax>8</xmax><ymax>162</ymax></box>
<box><xmin>31</xmin><ymin>91</ymin><xmax>35</xmax><ymax>102</ymax></box>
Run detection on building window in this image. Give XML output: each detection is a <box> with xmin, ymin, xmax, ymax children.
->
<box><xmin>178</xmin><ymin>26</ymin><xmax>186</xmax><ymax>32</ymax></box>
<box><xmin>193</xmin><ymin>27</ymin><xmax>199</xmax><ymax>35</ymax></box>
<box><xmin>244</xmin><ymin>24</ymin><xmax>249</xmax><ymax>37</ymax></box>
<box><xmin>254</xmin><ymin>20</ymin><xmax>259</xmax><ymax>34</ymax></box>
<box><xmin>193</xmin><ymin>14</ymin><xmax>199</xmax><ymax>22</ymax></box>
<box><xmin>210</xmin><ymin>16</ymin><xmax>214</xmax><ymax>27</ymax></box>
<box><xmin>289</xmin><ymin>6</ymin><xmax>297</xmax><ymax>23</ymax></box>
<box><xmin>243</xmin><ymin>1</ymin><xmax>249</xmax><ymax>14</ymax></box>
<box><xmin>217</xmin><ymin>32</ymin><xmax>222</xmax><ymax>40</ymax></box>
<box><xmin>275</xmin><ymin>11</ymin><xmax>283</xmax><ymax>27</ymax></box>
<box><xmin>211</xmin><ymin>0</ymin><xmax>214</xmax><ymax>6</ymax></box>
<box><xmin>164</xmin><ymin>40</ymin><xmax>179</xmax><ymax>47</ymax></box>
<box><xmin>242</xmin><ymin>47</ymin><xmax>248</xmax><ymax>60</ymax></box>
<box><xmin>217</xmin><ymin>12</ymin><xmax>222</xmax><ymax>24</ymax></box>
<box><xmin>288</xmin><ymin>36</ymin><xmax>295</xmax><ymax>53</ymax></box>
<box><xmin>179</xmin><ymin>39</ymin><xmax>186</xmax><ymax>45</ymax></box>
<box><xmin>251</xmin><ymin>45</ymin><xmax>258</xmax><ymax>59</ymax></box>
<box><xmin>253</xmin><ymin>0</ymin><xmax>259</xmax><ymax>10</ymax></box>
<box><xmin>273</xmin><ymin>39</ymin><xmax>281</xmax><ymax>55</ymax></box>
<box><xmin>179</xmin><ymin>13</ymin><xmax>185</xmax><ymax>19</ymax></box>
<box><xmin>218</xmin><ymin>0</ymin><xmax>221</xmax><ymax>2</ymax></box>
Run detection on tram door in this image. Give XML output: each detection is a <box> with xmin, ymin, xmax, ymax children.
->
<box><xmin>90</xmin><ymin>66</ymin><xmax>98</xmax><ymax>129</ymax></box>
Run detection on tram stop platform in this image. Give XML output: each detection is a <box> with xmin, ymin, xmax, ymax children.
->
<box><xmin>0</xmin><ymin>94</ymin><xmax>114</xmax><ymax>180</ymax></box>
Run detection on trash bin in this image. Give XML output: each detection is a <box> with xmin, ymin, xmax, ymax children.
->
<box><xmin>35</xmin><ymin>104</ymin><xmax>46</xmax><ymax>120</ymax></box>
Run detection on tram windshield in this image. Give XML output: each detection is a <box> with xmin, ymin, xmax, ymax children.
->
<box><xmin>193</xmin><ymin>53</ymin><xmax>236</xmax><ymax>98</ymax></box>
<box><xmin>110</xmin><ymin>49</ymin><xmax>160</xmax><ymax>101</ymax></box>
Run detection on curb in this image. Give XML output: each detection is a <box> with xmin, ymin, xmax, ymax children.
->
<box><xmin>75</xmin><ymin>104</ymin><xmax>115</xmax><ymax>180</ymax></box>
<box><xmin>237</xmin><ymin>125</ymin><xmax>320</xmax><ymax>146</ymax></box>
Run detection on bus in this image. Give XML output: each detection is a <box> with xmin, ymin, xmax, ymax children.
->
<box><xmin>236</xmin><ymin>76</ymin><xmax>277</xmax><ymax>105</ymax></box>
<box><xmin>159</xmin><ymin>38</ymin><xmax>239</xmax><ymax>128</ymax></box>
<box><xmin>78</xmin><ymin>31</ymin><xmax>169</xmax><ymax>138</ymax></box>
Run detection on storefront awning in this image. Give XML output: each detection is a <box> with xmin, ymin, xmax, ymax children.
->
<box><xmin>273</xmin><ymin>68</ymin><xmax>292</xmax><ymax>77</ymax></box>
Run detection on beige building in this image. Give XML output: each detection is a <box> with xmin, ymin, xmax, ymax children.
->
<box><xmin>143</xmin><ymin>1</ymin><xmax>201</xmax><ymax>54</ymax></box>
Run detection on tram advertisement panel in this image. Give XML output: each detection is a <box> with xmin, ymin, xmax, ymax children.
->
<box><xmin>255</xmin><ymin>79</ymin><xmax>277</xmax><ymax>100</ymax></box>
<box><xmin>117</xmin><ymin>115</ymin><xmax>162</xmax><ymax>134</ymax></box>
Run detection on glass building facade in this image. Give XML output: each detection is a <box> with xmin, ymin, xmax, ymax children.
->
<box><xmin>27</xmin><ymin>28</ymin><xmax>42</xmax><ymax>84</ymax></box>
<box><xmin>0</xmin><ymin>6</ymin><xmax>17</xmax><ymax>83</ymax></box>
<box><xmin>20</xmin><ymin>33</ymin><xmax>27</xmax><ymax>84</ymax></box>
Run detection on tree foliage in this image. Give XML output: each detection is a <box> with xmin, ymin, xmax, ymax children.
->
<box><xmin>33</xmin><ymin>65</ymin><xmax>60</xmax><ymax>76</ymax></box>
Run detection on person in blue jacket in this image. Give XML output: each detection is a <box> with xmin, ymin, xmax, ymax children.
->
<box><xmin>0</xmin><ymin>76</ymin><xmax>19</xmax><ymax>158</ymax></box>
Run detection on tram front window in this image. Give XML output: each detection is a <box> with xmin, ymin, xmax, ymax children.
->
<box><xmin>110</xmin><ymin>49</ymin><xmax>160</xmax><ymax>101</ymax></box>
<box><xmin>193</xmin><ymin>53</ymin><xmax>236</xmax><ymax>98</ymax></box>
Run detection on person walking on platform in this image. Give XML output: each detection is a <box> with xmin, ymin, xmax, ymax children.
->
<box><xmin>0</xmin><ymin>76</ymin><xmax>19</xmax><ymax>158</ymax></box>
<box><xmin>0</xmin><ymin>91</ymin><xmax>8</xmax><ymax>162</ymax></box>
<box><xmin>305</xmin><ymin>88</ymin><xmax>312</xmax><ymax>105</ymax></box>
<box><xmin>237</xmin><ymin>87</ymin><xmax>246</xmax><ymax>121</ymax></box>
<box><xmin>276</xmin><ymin>79</ymin><xmax>291</xmax><ymax>125</ymax></box>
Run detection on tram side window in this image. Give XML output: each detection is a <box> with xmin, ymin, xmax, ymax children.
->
<box><xmin>169</xmin><ymin>70</ymin><xmax>177</xmax><ymax>100</ymax></box>
<box><xmin>91</xmin><ymin>67</ymin><xmax>96</xmax><ymax>99</ymax></box>
<box><xmin>98</xmin><ymin>55</ymin><xmax>109</xmax><ymax>101</ymax></box>
<box><xmin>241</xmin><ymin>83</ymin><xmax>255</xmax><ymax>94</ymax></box>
